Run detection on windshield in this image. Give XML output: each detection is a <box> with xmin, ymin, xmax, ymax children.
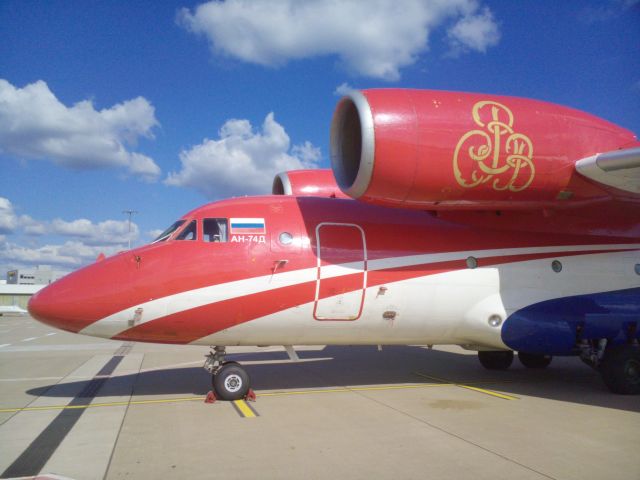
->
<box><xmin>152</xmin><ymin>220</ymin><xmax>185</xmax><ymax>243</ymax></box>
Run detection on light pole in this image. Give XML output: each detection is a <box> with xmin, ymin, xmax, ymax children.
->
<box><xmin>122</xmin><ymin>210</ymin><xmax>138</xmax><ymax>250</ymax></box>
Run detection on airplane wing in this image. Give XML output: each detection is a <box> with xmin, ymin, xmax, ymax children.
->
<box><xmin>575</xmin><ymin>147</ymin><xmax>640</xmax><ymax>195</ymax></box>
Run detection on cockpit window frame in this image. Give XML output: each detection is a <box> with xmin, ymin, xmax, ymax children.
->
<box><xmin>152</xmin><ymin>220</ymin><xmax>186</xmax><ymax>243</ymax></box>
<box><xmin>203</xmin><ymin>218</ymin><xmax>229</xmax><ymax>243</ymax></box>
<box><xmin>175</xmin><ymin>220</ymin><xmax>198</xmax><ymax>241</ymax></box>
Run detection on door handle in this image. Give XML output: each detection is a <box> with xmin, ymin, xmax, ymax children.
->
<box><xmin>272</xmin><ymin>259</ymin><xmax>288</xmax><ymax>274</ymax></box>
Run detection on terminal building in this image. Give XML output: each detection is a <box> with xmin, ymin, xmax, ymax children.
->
<box><xmin>1</xmin><ymin>265</ymin><xmax>68</xmax><ymax>312</ymax></box>
<box><xmin>0</xmin><ymin>284</ymin><xmax>42</xmax><ymax>311</ymax></box>
<box><xmin>6</xmin><ymin>265</ymin><xmax>67</xmax><ymax>285</ymax></box>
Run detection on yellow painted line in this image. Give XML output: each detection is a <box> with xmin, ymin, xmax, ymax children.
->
<box><xmin>414</xmin><ymin>372</ymin><xmax>519</xmax><ymax>400</ymax></box>
<box><xmin>0</xmin><ymin>378</ymin><xmax>517</xmax><ymax>414</ymax></box>
<box><xmin>232</xmin><ymin>399</ymin><xmax>258</xmax><ymax>418</ymax></box>
<box><xmin>0</xmin><ymin>384</ymin><xmax>447</xmax><ymax>413</ymax></box>
<box><xmin>255</xmin><ymin>383</ymin><xmax>448</xmax><ymax>398</ymax></box>
<box><xmin>0</xmin><ymin>396</ymin><xmax>204</xmax><ymax>413</ymax></box>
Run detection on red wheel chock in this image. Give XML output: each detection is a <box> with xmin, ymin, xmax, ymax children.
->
<box><xmin>245</xmin><ymin>389</ymin><xmax>257</xmax><ymax>402</ymax></box>
<box><xmin>205</xmin><ymin>390</ymin><xmax>217</xmax><ymax>403</ymax></box>
<box><xmin>205</xmin><ymin>389</ymin><xmax>255</xmax><ymax>403</ymax></box>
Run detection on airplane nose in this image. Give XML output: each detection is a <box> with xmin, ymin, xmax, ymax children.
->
<box><xmin>28</xmin><ymin>272</ymin><xmax>104</xmax><ymax>333</ymax></box>
<box><xmin>28</xmin><ymin>283</ymin><xmax>78</xmax><ymax>332</ymax></box>
<box><xmin>28</xmin><ymin>252</ymin><xmax>136</xmax><ymax>334</ymax></box>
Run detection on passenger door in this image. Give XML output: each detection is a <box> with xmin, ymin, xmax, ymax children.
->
<box><xmin>313</xmin><ymin>223</ymin><xmax>367</xmax><ymax>321</ymax></box>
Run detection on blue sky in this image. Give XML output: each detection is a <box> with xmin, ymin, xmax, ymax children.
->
<box><xmin>1</xmin><ymin>0</ymin><xmax>639</xmax><ymax>274</ymax></box>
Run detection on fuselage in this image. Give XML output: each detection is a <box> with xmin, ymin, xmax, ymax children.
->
<box><xmin>29</xmin><ymin>195</ymin><xmax>640</xmax><ymax>355</ymax></box>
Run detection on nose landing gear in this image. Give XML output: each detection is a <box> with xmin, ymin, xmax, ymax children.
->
<box><xmin>204</xmin><ymin>346</ymin><xmax>253</xmax><ymax>401</ymax></box>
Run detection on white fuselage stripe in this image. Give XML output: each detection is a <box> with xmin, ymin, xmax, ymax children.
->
<box><xmin>78</xmin><ymin>243</ymin><xmax>640</xmax><ymax>339</ymax></box>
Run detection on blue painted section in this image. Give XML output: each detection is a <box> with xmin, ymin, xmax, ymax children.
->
<box><xmin>502</xmin><ymin>288</ymin><xmax>640</xmax><ymax>355</ymax></box>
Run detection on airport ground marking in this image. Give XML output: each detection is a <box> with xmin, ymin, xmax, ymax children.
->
<box><xmin>232</xmin><ymin>399</ymin><xmax>259</xmax><ymax>418</ymax></box>
<box><xmin>414</xmin><ymin>372</ymin><xmax>519</xmax><ymax>400</ymax></box>
<box><xmin>0</xmin><ymin>378</ymin><xmax>519</xmax><ymax>414</ymax></box>
<box><xmin>255</xmin><ymin>383</ymin><xmax>448</xmax><ymax>398</ymax></box>
<box><xmin>0</xmin><ymin>396</ymin><xmax>205</xmax><ymax>413</ymax></box>
<box><xmin>0</xmin><ymin>384</ymin><xmax>445</xmax><ymax>413</ymax></box>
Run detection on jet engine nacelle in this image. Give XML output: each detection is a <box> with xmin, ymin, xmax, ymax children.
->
<box><xmin>330</xmin><ymin>89</ymin><xmax>638</xmax><ymax>210</ymax></box>
<box><xmin>272</xmin><ymin>169</ymin><xmax>349</xmax><ymax>198</ymax></box>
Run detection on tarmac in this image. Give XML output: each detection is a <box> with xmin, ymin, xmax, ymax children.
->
<box><xmin>0</xmin><ymin>315</ymin><xmax>639</xmax><ymax>480</ymax></box>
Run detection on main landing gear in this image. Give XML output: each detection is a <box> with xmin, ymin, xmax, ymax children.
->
<box><xmin>477</xmin><ymin>350</ymin><xmax>552</xmax><ymax>370</ymax></box>
<box><xmin>478</xmin><ymin>342</ymin><xmax>640</xmax><ymax>394</ymax></box>
<box><xmin>478</xmin><ymin>350</ymin><xmax>514</xmax><ymax>370</ymax></box>
<box><xmin>580</xmin><ymin>340</ymin><xmax>640</xmax><ymax>395</ymax></box>
<box><xmin>204</xmin><ymin>346</ymin><xmax>253</xmax><ymax>401</ymax></box>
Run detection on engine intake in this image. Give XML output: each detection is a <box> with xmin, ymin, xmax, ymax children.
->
<box><xmin>272</xmin><ymin>169</ymin><xmax>348</xmax><ymax>198</ymax></box>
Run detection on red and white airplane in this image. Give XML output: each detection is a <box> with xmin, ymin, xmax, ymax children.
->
<box><xmin>29</xmin><ymin>89</ymin><xmax>640</xmax><ymax>399</ymax></box>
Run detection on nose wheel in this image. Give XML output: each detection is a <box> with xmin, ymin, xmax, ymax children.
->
<box><xmin>204</xmin><ymin>347</ymin><xmax>252</xmax><ymax>401</ymax></box>
<box><xmin>213</xmin><ymin>361</ymin><xmax>251</xmax><ymax>400</ymax></box>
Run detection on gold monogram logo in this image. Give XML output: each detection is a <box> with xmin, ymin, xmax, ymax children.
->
<box><xmin>453</xmin><ymin>101</ymin><xmax>534</xmax><ymax>191</ymax></box>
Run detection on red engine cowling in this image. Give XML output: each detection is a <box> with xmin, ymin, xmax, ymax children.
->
<box><xmin>272</xmin><ymin>169</ymin><xmax>350</xmax><ymax>198</ymax></box>
<box><xmin>330</xmin><ymin>89</ymin><xmax>638</xmax><ymax>209</ymax></box>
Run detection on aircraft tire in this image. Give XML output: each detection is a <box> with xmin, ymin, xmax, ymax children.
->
<box><xmin>213</xmin><ymin>362</ymin><xmax>251</xmax><ymax>401</ymax></box>
<box><xmin>518</xmin><ymin>352</ymin><xmax>552</xmax><ymax>369</ymax></box>
<box><xmin>600</xmin><ymin>345</ymin><xmax>640</xmax><ymax>395</ymax></box>
<box><xmin>478</xmin><ymin>351</ymin><xmax>514</xmax><ymax>370</ymax></box>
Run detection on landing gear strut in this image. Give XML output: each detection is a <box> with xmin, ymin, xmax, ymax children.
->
<box><xmin>204</xmin><ymin>346</ymin><xmax>252</xmax><ymax>401</ymax></box>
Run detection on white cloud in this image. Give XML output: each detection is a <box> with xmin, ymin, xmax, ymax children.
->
<box><xmin>0</xmin><ymin>197</ymin><xmax>18</xmax><ymax>234</ymax></box>
<box><xmin>178</xmin><ymin>0</ymin><xmax>500</xmax><ymax>81</ymax></box>
<box><xmin>51</xmin><ymin>218</ymin><xmax>139</xmax><ymax>246</ymax></box>
<box><xmin>0</xmin><ymin>79</ymin><xmax>161</xmax><ymax>181</ymax></box>
<box><xmin>166</xmin><ymin>112</ymin><xmax>320</xmax><ymax>198</ymax></box>
<box><xmin>147</xmin><ymin>229</ymin><xmax>164</xmax><ymax>241</ymax></box>
<box><xmin>447</xmin><ymin>7</ymin><xmax>500</xmax><ymax>56</ymax></box>
<box><xmin>334</xmin><ymin>83</ymin><xmax>355</xmax><ymax>96</ymax></box>
<box><xmin>0</xmin><ymin>239</ymin><xmax>122</xmax><ymax>269</ymax></box>
<box><xmin>0</xmin><ymin>198</ymin><xmax>138</xmax><ymax>271</ymax></box>
<box><xmin>580</xmin><ymin>0</ymin><xmax>639</xmax><ymax>24</ymax></box>
<box><xmin>19</xmin><ymin>215</ymin><xmax>47</xmax><ymax>236</ymax></box>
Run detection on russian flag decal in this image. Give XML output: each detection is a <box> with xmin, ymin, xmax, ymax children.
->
<box><xmin>230</xmin><ymin>218</ymin><xmax>266</xmax><ymax>235</ymax></box>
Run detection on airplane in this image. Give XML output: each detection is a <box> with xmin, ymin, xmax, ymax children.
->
<box><xmin>28</xmin><ymin>89</ymin><xmax>640</xmax><ymax>399</ymax></box>
<box><xmin>0</xmin><ymin>304</ymin><xmax>28</xmax><ymax>316</ymax></box>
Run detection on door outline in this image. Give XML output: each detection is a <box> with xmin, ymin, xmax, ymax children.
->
<box><xmin>313</xmin><ymin>222</ymin><xmax>368</xmax><ymax>321</ymax></box>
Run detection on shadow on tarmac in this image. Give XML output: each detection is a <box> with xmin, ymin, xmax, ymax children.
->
<box><xmin>26</xmin><ymin>345</ymin><xmax>640</xmax><ymax>413</ymax></box>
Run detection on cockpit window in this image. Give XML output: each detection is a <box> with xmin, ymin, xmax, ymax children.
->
<box><xmin>176</xmin><ymin>220</ymin><xmax>197</xmax><ymax>241</ymax></box>
<box><xmin>203</xmin><ymin>218</ymin><xmax>228</xmax><ymax>243</ymax></box>
<box><xmin>152</xmin><ymin>220</ymin><xmax>185</xmax><ymax>243</ymax></box>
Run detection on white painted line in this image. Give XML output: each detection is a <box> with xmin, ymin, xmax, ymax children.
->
<box><xmin>0</xmin><ymin>343</ymin><xmax>122</xmax><ymax>353</ymax></box>
<box><xmin>46</xmin><ymin>332</ymin><xmax>57</xmax><ymax>337</ymax></box>
<box><xmin>0</xmin><ymin>344</ymin><xmax>11</xmax><ymax>349</ymax></box>
<box><xmin>0</xmin><ymin>355</ymin><xmax>117</xmax><ymax>473</ymax></box>
<box><xmin>0</xmin><ymin>376</ymin><xmax>64</xmax><ymax>382</ymax></box>
<box><xmin>21</xmin><ymin>337</ymin><xmax>37</xmax><ymax>342</ymax></box>
<box><xmin>41</xmin><ymin>354</ymin><xmax>144</xmax><ymax>480</ymax></box>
